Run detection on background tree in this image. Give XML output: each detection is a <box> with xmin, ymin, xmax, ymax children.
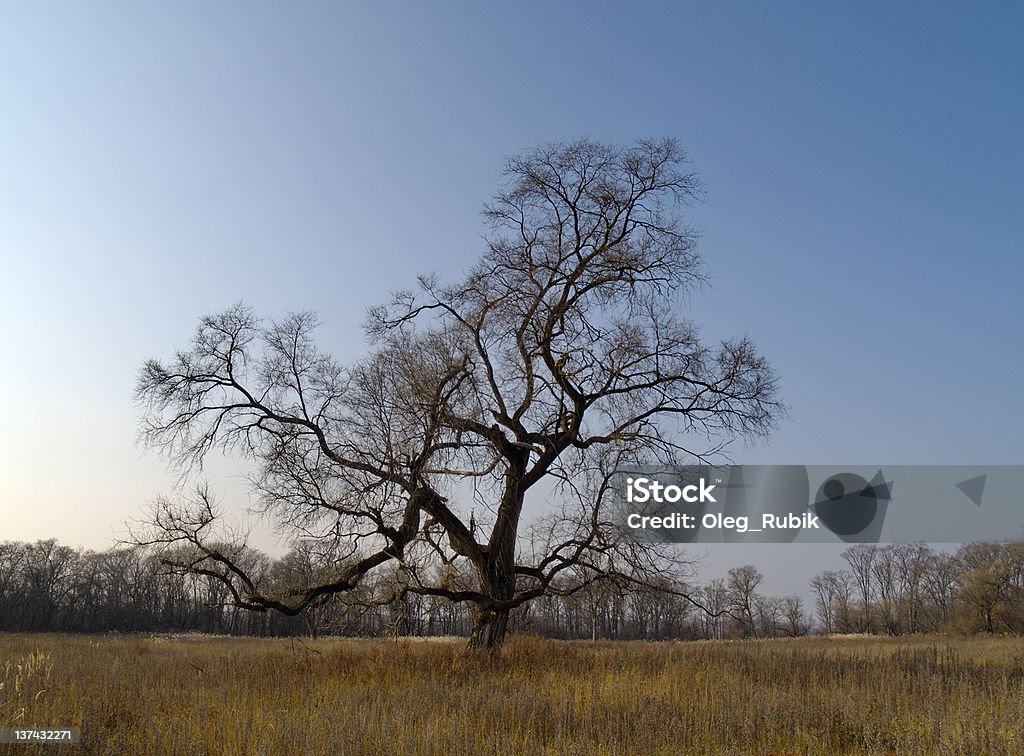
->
<box><xmin>955</xmin><ymin>542</ymin><xmax>1024</xmax><ymax>633</ymax></box>
<box><xmin>780</xmin><ymin>596</ymin><xmax>810</xmax><ymax>637</ymax></box>
<box><xmin>133</xmin><ymin>137</ymin><xmax>782</xmax><ymax>650</ymax></box>
<box><xmin>843</xmin><ymin>545</ymin><xmax>878</xmax><ymax>633</ymax></box>
<box><xmin>697</xmin><ymin>578</ymin><xmax>729</xmax><ymax>639</ymax></box>
<box><xmin>726</xmin><ymin>564</ymin><xmax>763</xmax><ymax>638</ymax></box>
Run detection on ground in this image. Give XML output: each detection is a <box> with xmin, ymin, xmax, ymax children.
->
<box><xmin>2</xmin><ymin>633</ymin><xmax>1023</xmax><ymax>754</ymax></box>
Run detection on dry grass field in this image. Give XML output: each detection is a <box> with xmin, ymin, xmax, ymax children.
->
<box><xmin>2</xmin><ymin>632</ymin><xmax>1024</xmax><ymax>754</ymax></box>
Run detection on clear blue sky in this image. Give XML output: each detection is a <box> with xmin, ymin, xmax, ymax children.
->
<box><xmin>2</xmin><ymin>3</ymin><xmax>1021</xmax><ymax>596</ymax></box>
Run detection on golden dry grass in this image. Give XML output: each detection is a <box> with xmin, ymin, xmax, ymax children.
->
<box><xmin>2</xmin><ymin>632</ymin><xmax>1024</xmax><ymax>754</ymax></box>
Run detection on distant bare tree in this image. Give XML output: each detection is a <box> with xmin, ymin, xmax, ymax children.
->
<box><xmin>754</xmin><ymin>595</ymin><xmax>782</xmax><ymax>637</ymax></box>
<box><xmin>780</xmin><ymin>596</ymin><xmax>810</xmax><ymax>637</ymax></box>
<box><xmin>726</xmin><ymin>565</ymin><xmax>763</xmax><ymax>638</ymax></box>
<box><xmin>842</xmin><ymin>545</ymin><xmax>878</xmax><ymax>633</ymax></box>
<box><xmin>133</xmin><ymin>138</ymin><xmax>782</xmax><ymax>650</ymax></box>
<box><xmin>871</xmin><ymin>546</ymin><xmax>900</xmax><ymax>634</ymax></box>
<box><xmin>893</xmin><ymin>543</ymin><xmax>932</xmax><ymax>633</ymax></box>
<box><xmin>811</xmin><ymin>569</ymin><xmax>857</xmax><ymax>634</ymax></box>
<box><xmin>955</xmin><ymin>542</ymin><xmax>1024</xmax><ymax>633</ymax></box>
<box><xmin>697</xmin><ymin>578</ymin><xmax>728</xmax><ymax>639</ymax></box>
<box><xmin>923</xmin><ymin>550</ymin><xmax>959</xmax><ymax>628</ymax></box>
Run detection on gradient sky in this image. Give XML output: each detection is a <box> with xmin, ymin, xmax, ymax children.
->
<box><xmin>2</xmin><ymin>3</ymin><xmax>1022</xmax><ymax>597</ymax></box>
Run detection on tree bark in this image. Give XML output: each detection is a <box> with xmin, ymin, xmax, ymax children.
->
<box><xmin>468</xmin><ymin>607</ymin><xmax>510</xmax><ymax>650</ymax></box>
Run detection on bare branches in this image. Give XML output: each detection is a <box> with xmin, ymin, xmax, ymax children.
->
<box><xmin>134</xmin><ymin>138</ymin><xmax>785</xmax><ymax>648</ymax></box>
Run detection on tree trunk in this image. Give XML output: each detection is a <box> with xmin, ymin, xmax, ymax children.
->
<box><xmin>467</xmin><ymin>461</ymin><xmax>525</xmax><ymax>652</ymax></box>
<box><xmin>468</xmin><ymin>607</ymin><xmax>510</xmax><ymax>650</ymax></box>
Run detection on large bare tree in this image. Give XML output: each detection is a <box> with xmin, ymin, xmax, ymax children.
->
<box><xmin>134</xmin><ymin>137</ymin><xmax>782</xmax><ymax>649</ymax></box>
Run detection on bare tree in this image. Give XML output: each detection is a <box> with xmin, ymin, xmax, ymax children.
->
<box><xmin>893</xmin><ymin>543</ymin><xmax>932</xmax><ymax>633</ymax></box>
<box><xmin>697</xmin><ymin>578</ymin><xmax>728</xmax><ymax>640</ymax></box>
<box><xmin>954</xmin><ymin>542</ymin><xmax>1024</xmax><ymax>634</ymax></box>
<box><xmin>923</xmin><ymin>549</ymin><xmax>959</xmax><ymax>629</ymax></box>
<box><xmin>754</xmin><ymin>595</ymin><xmax>783</xmax><ymax>638</ymax></box>
<box><xmin>811</xmin><ymin>569</ymin><xmax>856</xmax><ymax>634</ymax></box>
<box><xmin>810</xmin><ymin>572</ymin><xmax>836</xmax><ymax>634</ymax></box>
<box><xmin>780</xmin><ymin>596</ymin><xmax>810</xmax><ymax>637</ymax></box>
<box><xmin>726</xmin><ymin>564</ymin><xmax>763</xmax><ymax>638</ymax></box>
<box><xmin>842</xmin><ymin>545</ymin><xmax>878</xmax><ymax>633</ymax></box>
<box><xmin>133</xmin><ymin>137</ymin><xmax>782</xmax><ymax>650</ymax></box>
<box><xmin>871</xmin><ymin>546</ymin><xmax>900</xmax><ymax>634</ymax></box>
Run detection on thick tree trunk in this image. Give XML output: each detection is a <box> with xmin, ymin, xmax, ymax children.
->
<box><xmin>468</xmin><ymin>607</ymin><xmax>510</xmax><ymax>650</ymax></box>
<box><xmin>467</xmin><ymin>456</ymin><xmax>526</xmax><ymax>652</ymax></box>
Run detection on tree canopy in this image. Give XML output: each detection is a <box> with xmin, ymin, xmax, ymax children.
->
<box><xmin>135</xmin><ymin>137</ymin><xmax>783</xmax><ymax>649</ymax></box>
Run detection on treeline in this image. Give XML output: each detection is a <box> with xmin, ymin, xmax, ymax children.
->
<box><xmin>812</xmin><ymin>543</ymin><xmax>1024</xmax><ymax>635</ymax></box>
<box><xmin>0</xmin><ymin>539</ymin><xmax>482</xmax><ymax>638</ymax></box>
<box><xmin>4</xmin><ymin>539</ymin><xmax>1022</xmax><ymax>639</ymax></box>
<box><xmin>532</xmin><ymin>563</ymin><xmax>813</xmax><ymax>640</ymax></box>
<box><xmin>0</xmin><ymin>540</ymin><xmax>302</xmax><ymax>636</ymax></box>
<box><xmin>0</xmin><ymin>539</ymin><xmax>810</xmax><ymax>640</ymax></box>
